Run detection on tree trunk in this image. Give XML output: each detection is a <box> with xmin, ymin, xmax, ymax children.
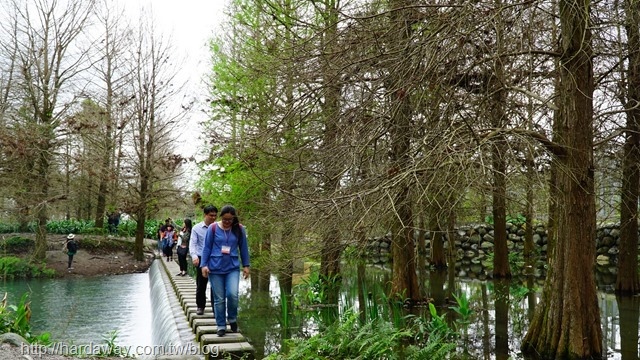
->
<box><xmin>491</xmin><ymin>144</ymin><xmax>510</xmax><ymax>277</ymax></box>
<box><xmin>616</xmin><ymin>0</ymin><xmax>640</xmax><ymax>295</ymax></box>
<box><xmin>416</xmin><ymin>216</ymin><xmax>426</xmax><ymax>275</ymax></box>
<box><xmin>387</xmin><ymin>0</ymin><xmax>420</xmax><ymax>303</ymax></box>
<box><xmin>522</xmin><ymin>0</ymin><xmax>602</xmax><ymax>357</ymax></box>
<box><xmin>134</xmin><ymin>209</ymin><xmax>146</xmax><ymax>261</ymax></box>
<box><xmin>524</xmin><ymin>155</ymin><xmax>535</xmax><ymax>271</ymax></box>
<box><xmin>319</xmin><ymin>0</ymin><xmax>342</xmax><ymax>280</ymax></box>
<box><xmin>429</xmin><ymin>211</ymin><xmax>446</xmax><ymax>269</ymax></box>
<box><xmin>32</xmin><ymin>136</ymin><xmax>52</xmax><ymax>262</ymax></box>
<box><xmin>390</xmin><ymin>188</ymin><xmax>420</xmax><ymax>301</ymax></box>
<box><xmin>489</xmin><ymin>3</ymin><xmax>510</xmax><ymax>278</ymax></box>
<box><xmin>133</xmin><ymin>172</ymin><xmax>149</xmax><ymax>261</ymax></box>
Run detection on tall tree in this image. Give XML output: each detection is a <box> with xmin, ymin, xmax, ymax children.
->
<box><xmin>319</xmin><ymin>0</ymin><xmax>343</xmax><ymax>280</ymax></box>
<box><xmin>91</xmin><ymin>0</ymin><xmax>131</xmax><ymax>229</ymax></box>
<box><xmin>4</xmin><ymin>0</ymin><xmax>94</xmax><ymax>261</ymax></box>
<box><xmin>488</xmin><ymin>0</ymin><xmax>510</xmax><ymax>278</ymax></box>
<box><xmin>616</xmin><ymin>0</ymin><xmax>640</xmax><ymax>295</ymax></box>
<box><xmin>124</xmin><ymin>15</ymin><xmax>182</xmax><ymax>261</ymax></box>
<box><xmin>387</xmin><ymin>0</ymin><xmax>420</xmax><ymax>301</ymax></box>
<box><xmin>522</xmin><ymin>0</ymin><xmax>602</xmax><ymax>357</ymax></box>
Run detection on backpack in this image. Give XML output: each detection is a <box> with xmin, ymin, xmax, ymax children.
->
<box><xmin>67</xmin><ymin>240</ymin><xmax>78</xmax><ymax>253</ymax></box>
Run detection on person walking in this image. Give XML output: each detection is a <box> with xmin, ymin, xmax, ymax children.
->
<box><xmin>65</xmin><ymin>234</ymin><xmax>78</xmax><ymax>271</ymax></box>
<box><xmin>190</xmin><ymin>205</ymin><xmax>218</xmax><ymax>315</ymax></box>
<box><xmin>176</xmin><ymin>218</ymin><xmax>192</xmax><ymax>276</ymax></box>
<box><xmin>201</xmin><ymin>205</ymin><xmax>250</xmax><ymax>337</ymax></box>
<box><xmin>157</xmin><ymin>219</ymin><xmax>170</xmax><ymax>252</ymax></box>
<box><xmin>162</xmin><ymin>224</ymin><xmax>177</xmax><ymax>261</ymax></box>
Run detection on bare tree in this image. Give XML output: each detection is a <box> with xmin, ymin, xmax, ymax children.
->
<box><xmin>1</xmin><ymin>0</ymin><xmax>94</xmax><ymax>261</ymax></box>
<box><xmin>122</xmin><ymin>14</ymin><xmax>183</xmax><ymax>261</ymax></box>
<box><xmin>89</xmin><ymin>0</ymin><xmax>133</xmax><ymax>229</ymax></box>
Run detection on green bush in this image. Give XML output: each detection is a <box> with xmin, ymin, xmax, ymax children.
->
<box><xmin>1</xmin><ymin>236</ymin><xmax>34</xmax><ymax>253</ymax></box>
<box><xmin>0</xmin><ymin>257</ymin><xmax>55</xmax><ymax>280</ymax></box>
<box><xmin>0</xmin><ymin>218</ymin><xmax>165</xmax><ymax>239</ymax></box>
<box><xmin>0</xmin><ymin>223</ymin><xmax>21</xmax><ymax>234</ymax></box>
<box><xmin>145</xmin><ymin>219</ymin><xmax>164</xmax><ymax>239</ymax></box>
<box><xmin>114</xmin><ymin>219</ymin><xmax>160</xmax><ymax>239</ymax></box>
<box><xmin>46</xmin><ymin>219</ymin><xmax>95</xmax><ymax>234</ymax></box>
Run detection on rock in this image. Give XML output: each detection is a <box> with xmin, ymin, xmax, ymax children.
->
<box><xmin>470</xmin><ymin>234</ymin><xmax>482</xmax><ymax>244</ymax></box>
<box><xmin>483</xmin><ymin>234</ymin><xmax>494</xmax><ymax>243</ymax></box>
<box><xmin>533</xmin><ymin>234</ymin><xmax>541</xmax><ymax>244</ymax></box>
<box><xmin>596</xmin><ymin>255</ymin><xmax>610</xmax><ymax>265</ymax></box>
<box><xmin>481</xmin><ymin>242</ymin><xmax>493</xmax><ymax>250</ymax></box>
<box><xmin>0</xmin><ymin>333</ymin><xmax>28</xmax><ymax>347</ymax></box>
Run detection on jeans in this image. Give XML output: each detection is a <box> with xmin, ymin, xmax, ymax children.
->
<box><xmin>209</xmin><ymin>270</ymin><xmax>240</xmax><ymax>328</ymax></box>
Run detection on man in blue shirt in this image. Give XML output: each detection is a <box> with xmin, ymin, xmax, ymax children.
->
<box><xmin>189</xmin><ymin>205</ymin><xmax>218</xmax><ymax>315</ymax></box>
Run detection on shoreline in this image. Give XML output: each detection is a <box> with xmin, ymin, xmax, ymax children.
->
<box><xmin>1</xmin><ymin>233</ymin><xmax>157</xmax><ymax>278</ymax></box>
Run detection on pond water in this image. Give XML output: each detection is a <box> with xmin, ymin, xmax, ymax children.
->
<box><xmin>0</xmin><ymin>262</ymin><xmax>158</xmax><ymax>348</ymax></box>
<box><xmin>1</xmin><ymin>261</ymin><xmax>636</xmax><ymax>359</ymax></box>
<box><xmin>238</xmin><ymin>264</ymin><xmax>636</xmax><ymax>360</ymax></box>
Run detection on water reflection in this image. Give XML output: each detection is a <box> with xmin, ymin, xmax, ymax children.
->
<box><xmin>616</xmin><ymin>295</ymin><xmax>639</xmax><ymax>360</ymax></box>
<box><xmin>237</xmin><ymin>263</ymin><xmax>635</xmax><ymax>360</ymax></box>
<box><xmin>2</xmin><ymin>261</ymin><xmax>635</xmax><ymax>359</ymax></box>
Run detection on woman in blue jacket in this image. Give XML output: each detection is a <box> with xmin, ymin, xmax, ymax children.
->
<box><xmin>201</xmin><ymin>205</ymin><xmax>250</xmax><ymax>337</ymax></box>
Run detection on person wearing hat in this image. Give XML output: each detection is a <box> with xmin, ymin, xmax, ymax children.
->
<box><xmin>65</xmin><ymin>234</ymin><xmax>78</xmax><ymax>270</ymax></box>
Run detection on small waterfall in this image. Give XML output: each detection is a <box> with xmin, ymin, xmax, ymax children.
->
<box><xmin>148</xmin><ymin>260</ymin><xmax>184</xmax><ymax>347</ymax></box>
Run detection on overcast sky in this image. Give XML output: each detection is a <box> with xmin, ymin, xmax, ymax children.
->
<box><xmin>120</xmin><ymin>0</ymin><xmax>229</xmax><ymax>186</ymax></box>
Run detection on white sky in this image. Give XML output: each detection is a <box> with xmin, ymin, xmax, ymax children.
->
<box><xmin>120</xmin><ymin>0</ymin><xmax>229</xmax><ymax>187</ymax></box>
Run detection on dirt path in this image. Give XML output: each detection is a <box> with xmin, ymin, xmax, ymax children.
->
<box><xmin>47</xmin><ymin>248</ymin><xmax>155</xmax><ymax>277</ymax></box>
<box><xmin>46</xmin><ymin>236</ymin><xmax>157</xmax><ymax>277</ymax></box>
<box><xmin>1</xmin><ymin>233</ymin><xmax>158</xmax><ymax>277</ymax></box>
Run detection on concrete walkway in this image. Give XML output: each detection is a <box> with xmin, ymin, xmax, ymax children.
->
<box><xmin>158</xmin><ymin>256</ymin><xmax>255</xmax><ymax>360</ymax></box>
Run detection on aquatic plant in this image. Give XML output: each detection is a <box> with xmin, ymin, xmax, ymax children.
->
<box><xmin>264</xmin><ymin>309</ymin><xmax>456</xmax><ymax>360</ymax></box>
<box><xmin>0</xmin><ymin>292</ymin><xmax>51</xmax><ymax>344</ymax></box>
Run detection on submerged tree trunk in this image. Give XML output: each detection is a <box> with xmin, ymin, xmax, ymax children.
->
<box><xmin>522</xmin><ymin>0</ymin><xmax>602</xmax><ymax>357</ymax></box>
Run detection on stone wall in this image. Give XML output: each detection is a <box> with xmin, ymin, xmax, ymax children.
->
<box><xmin>364</xmin><ymin>223</ymin><xmax>627</xmax><ymax>286</ymax></box>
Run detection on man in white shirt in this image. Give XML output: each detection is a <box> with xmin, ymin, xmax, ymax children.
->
<box><xmin>190</xmin><ymin>205</ymin><xmax>218</xmax><ymax>315</ymax></box>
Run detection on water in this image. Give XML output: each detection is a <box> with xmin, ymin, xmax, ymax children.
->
<box><xmin>1</xmin><ymin>261</ymin><xmax>635</xmax><ymax>359</ymax></box>
<box><xmin>0</xmin><ymin>263</ymin><xmax>159</xmax><ymax>348</ymax></box>
<box><xmin>237</xmin><ymin>265</ymin><xmax>636</xmax><ymax>359</ymax></box>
